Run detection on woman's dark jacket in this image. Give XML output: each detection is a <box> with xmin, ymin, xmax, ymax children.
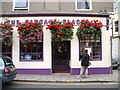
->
<box><xmin>81</xmin><ymin>53</ymin><xmax>90</xmax><ymax>66</ymax></box>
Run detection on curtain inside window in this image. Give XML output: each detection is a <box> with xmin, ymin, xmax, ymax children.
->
<box><xmin>85</xmin><ymin>0</ymin><xmax>90</xmax><ymax>9</ymax></box>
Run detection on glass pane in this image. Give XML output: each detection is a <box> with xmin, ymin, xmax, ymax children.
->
<box><xmin>20</xmin><ymin>42</ymin><xmax>43</xmax><ymax>61</ymax></box>
<box><xmin>2</xmin><ymin>57</ymin><xmax>13</xmax><ymax>66</ymax></box>
<box><xmin>38</xmin><ymin>47</ymin><xmax>42</xmax><ymax>52</ymax></box>
<box><xmin>38</xmin><ymin>54</ymin><xmax>42</xmax><ymax>60</ymax></box>
<box><xmin>32</xmin><ymin>47</ymin><xmax>36</xmax><ymax>52</ymax></box>
<box><xmin>79</xmin><ymin>37</ymin><xmax>101</xmax><ymax>60</ymax></box>
<box><xmin>21</xmin><ymin>47</ymin><xmax>25</xmax><ymax>53</ymax></box>
<box><xmin>2</xmin><ymin>44</ymin><xmax>12</xmax><ymax>58</ymax></box>
<box><xmin>85</xmin><ymin>0</ymin><xmax>90</xmax><ymax>9</ymax></box>
<box><xmin>32</xmin><ymin>54</ymin><xmax>36</xmax><ymax>60</ymax></box>
<box><xmin>77</xmin><ymin>0</ymin><xmax>90</xmax><ymax>9</ymax></box>
<box><xmin>15</xmin><ymin>0</ymin><xmax>28</xmax><ymax>8</ymax></box>
<box><xmin>77</xmin><ymin>0</ymin><xmax>85</xmax><ymax>9</ymax></box>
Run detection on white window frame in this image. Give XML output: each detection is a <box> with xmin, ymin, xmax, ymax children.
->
<box><xmin>113</xmin><ymin>0</ymin><xmax>118</xmax><ymax>14</ymax></box>
<box><xmin>75</xmin><ymin>0</ymin><xmax>92</xmax><ymax>11</ymax></box>
<box><xmin>12</xmin><ymin>0</ymin><xmax>29</xmax><ymax>11</ymax></box>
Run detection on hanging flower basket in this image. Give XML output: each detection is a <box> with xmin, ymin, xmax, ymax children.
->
<box><xmin>17</xmin><ymin>20</ymin><xmax>43</xmax><ymax>46</ymax></box>
<box><xmin>76</xmin><ymin>19</ymin><xmax>103</xmax><ymax>40</ymax></box>
<box><xmin>0</xmin><ymin>19</ymin><xmax>13</xmax><ymax>46</ymax></box>
<box><xmin>46</xmin><ymin>19</ymin><xmax>74</xmax><ymax>43</ymax></box>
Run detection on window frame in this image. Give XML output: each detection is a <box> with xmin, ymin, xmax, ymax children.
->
<box><xmin>115</xmin><ymin>21</ymin><xmax>119</xmax><ymax>32</ymax></box>
<box><xmin>79</xmin><ymin>37</ymin><xmax>102</xmax><ymax>61</ymax></box>
<box><xmin>19</xmin><ymin>39</ymin><xmax>43</xmax><ymax>62</ymax></box>
<box><xmin>1</xmin><ymin>45</ymin><xmax>12</xmax><ymax>59</ymax></box>
<box><xmin>75</xmin><ymin>0</ymin><xmax>92</xmax><ymax>11</ymax></box>
<box><xmin>12</xmin><ymin>0</ymin><xmax>30</xmax><ymax>11</ymax></box>
<box><xmin>113</xmin><ymin>0</ymin><xmax>118</xmax><ymax>14</ymax></box>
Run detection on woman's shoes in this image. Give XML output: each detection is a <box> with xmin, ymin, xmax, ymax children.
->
<box><xmin>77</xmin><ymin>75</ymin><xmax>88</xmax><ymax>79</ymax></box>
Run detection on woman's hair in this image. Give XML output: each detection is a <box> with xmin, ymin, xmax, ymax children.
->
<box><xmin>85</xmin><ymin>49</ymin><xmax>88</xmax><ymax>53</ymax></box>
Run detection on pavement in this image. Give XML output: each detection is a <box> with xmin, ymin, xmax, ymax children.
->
<box><xmin>13</xmin><ymin>70</ymin><xmax>119</xmax><ymax>83</ymax></box>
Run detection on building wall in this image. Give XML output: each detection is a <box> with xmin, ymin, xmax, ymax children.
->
<box><xmin>112</xmin><ymin>0</ymin><xmax>119</xmax><ymax>60</ymax></box>
<box><xmin>0</xmin><ymin>0</ymin><xmax>113</xmax><ymax>74</ymax></box>
<box><xmin>0</xmin><ymin>1</ymin><xmax>2</xmax><ymax>14</ymax></box>
<box><xmin>118</xmin><ymin>0</ymin><xmax>120</xmax><ymax>60</ymax></box>
<box><xmin>112</xmin><ymin>38</ymin><xmax>119</xmax><ymax>59</ymax></box>
<box><xmin>1</xmin><ymin>15</ymin><xmax>111</xmax><ymax>74</ymax></box>
<box><xmin>1</xmin><ymin>1</ymin><xmax>113</xmax><ymax>14</ymax></box>
<box><xmin>112</xmin><ymin>14</ymin><xmax>119</xmax><ymax>59</ymax></box>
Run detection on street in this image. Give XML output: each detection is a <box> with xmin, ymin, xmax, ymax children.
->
<box><xmin>2</xmin><ymin>81</ymin><xmax>119</xmax><ymax>89</ymax></box>
<box><xmin>2</xmin><ymin>69</ymin><xmax>120</xmax><ymax>90</ymax></box>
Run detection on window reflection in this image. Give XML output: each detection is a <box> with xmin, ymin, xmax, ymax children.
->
<box><xmin>20</xmin><ymin>41</ymin><xmax>43</xmax><ymax>61</ymax></box>
<box><xmin>79</xmin><ymin>37</ymin><xmax>101</xmax><ymax>60</ymax></box>
<box><xmin>15</xmin><ymin>0</ymin><xmax>28</xmax><ymax>8</ymax></box>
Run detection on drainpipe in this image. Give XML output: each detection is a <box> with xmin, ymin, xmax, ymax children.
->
<box><xmin>110</xmin><ymin>36</ymin><xmax>113</xmax><ymax>74</ymax></box>
<box><xmin>110</xmin><ymin>17</ymin><xmax>114</xmax><ymax>74</ymax></box>
<box><xmin>0</xmin><ymin>1</ymin><xmax>2</xmax><ymax>56</ymax></box>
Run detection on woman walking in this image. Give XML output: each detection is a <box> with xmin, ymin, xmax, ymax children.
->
<box><xmin>78</xmin><ymin>49</ymin><xmax>90</xmax><ymax>78</ymax></box>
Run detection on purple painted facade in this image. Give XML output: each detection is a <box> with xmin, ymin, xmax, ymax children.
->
<box><xmin>16</xmin><ymin>69</ymin><xmax>52</xmax><ymax>75</ymax></box>
<box><xmin>71</xmin><ymin>67</ymin><xmax>112</xmax><ymax>75</ymax></box>
<box><xmin>16</xmin><ymin>67</ymin><xmax>112</xmax><ymax>75</ymax></box>
<box><xmin>1</xmin><ymin>13</ymin><xmax>111</xmax><ymax>75</ymax></box>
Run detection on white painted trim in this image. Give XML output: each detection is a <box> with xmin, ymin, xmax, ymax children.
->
<box><xmin>75</xmin><ymin>0</ymin><xmax>92</xmax><ymax>11</ymax></box>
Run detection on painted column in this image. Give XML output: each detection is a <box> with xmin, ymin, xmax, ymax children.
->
<box><xmin>70</xmin><ymin>26</ymin><xmax>80</xmax><ymax>74</ymax></box>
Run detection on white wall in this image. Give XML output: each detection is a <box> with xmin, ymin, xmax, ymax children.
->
<box><xmin>12</xmin><ymin>26</ymin><xmax>52</xmax><ymax>69</ymax></box>
<box><xmin>112</xmin><ymin>38</ymin><xmax>119</xmax><ymax>59</ymax></box>
<box><xmin>112</xmin><ymin>0</ymin><xmax>119</xmax><ymax>60</ymax></box>
<box><xmin>1</xmin><ymin>16</ymin><xmax>111</xmax><ymax>69</ymax></box>
<box><xmin>118</xmin><ymin>0</ymin><xmax>120</xmax><ymax>60</ymax></box>
<box><xmin>71</xmin><ymin>18</ymin><xmax>111</xmax><ymax>68</ymax></box>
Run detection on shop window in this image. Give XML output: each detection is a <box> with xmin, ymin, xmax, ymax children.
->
<box><xmin>115</xmin><ymin>21</ymin><xmax>118</xmax><ymax>32</ymax></box>
<box><xmin>79</xmin><ymin>37</ymin><xmax>101</xmax><ymax>60</ymax></box>
<box><xmin>1</xmin><ymin>44</ymin><xmax>12</xmax><ymax>58</ymax></box>
<box><xmin>75</xmin><ymin>0</ymin><xmax>92</xmax><ymax>10</ymax></box>
<box><xmin>13</xmin><ymin>0</ymin><xmax>29</xmax><ymax>10</ymax></box>
<box><xmin>20</xmin><ymin>41</ymin><xmax>43</xmax><ymax>61</ymax></box>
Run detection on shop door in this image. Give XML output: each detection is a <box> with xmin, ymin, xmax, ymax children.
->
<box><xmin>52</xmin><ymin>41</ymin><xmax>70</xmax><ymax>73</ymax></box>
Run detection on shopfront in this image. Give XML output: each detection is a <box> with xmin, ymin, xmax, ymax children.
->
<box><xmin>0</xmin><ymin>13</ymin><xmax>112</xmax><ymax>75</ymax></box>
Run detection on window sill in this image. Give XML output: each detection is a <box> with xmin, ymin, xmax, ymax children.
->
<box><xmin>76</xmin><ymin>9</ymin><xmax>92</xmax><ymax>11</ymax></box>
<box><xmin>20</xmin><ymin>59</ymin><xmax>43</xmax><ymax>62</ymax></box>
<box><xmin>79</xmin><ymin>59</ymin><xmax>102</xmax><ymax>61</ymax></box>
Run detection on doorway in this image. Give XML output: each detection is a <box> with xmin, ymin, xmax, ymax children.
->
<box><xmin>52</xmin><ymin>41</ymin><xmax>70</xmax><ymax>73</ymax></box>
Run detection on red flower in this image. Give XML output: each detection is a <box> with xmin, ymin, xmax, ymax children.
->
<box><xmin>77</xmin><ymin>19</ymin><xmax>103</xmax><ymax>40</ymax></box>
<box><xmin>0</xmin><ymin>19</ymin><xmax>13</xmax><ymax>46</ymax></box>
<box><xmin>4</xmin><ymin>21</ymin><xmax>8</xmax><ymax>25</ymax></box>
<box><xmin>40</xmin><ymin>28</ymin><xmax>43</xmax><ymax>31</ymax></box>
<box><xmin>80</xmin><ymin>24</ymin><xmax>84</xmax><ymax>29</ymax></box>
<box><xmin>10</xmin><ymin>27</ymin><xmax>13</xmax><ymax>30</ymax></box>
<box><xmin>17</xmin><ymin>26</ymin><xmax>21</xmax><ymax>30</ymax></box>
<box><xmin>86</xmin><ymin>23</ymin><xmax>89</xmax><ymax>28</ymax></box>
<box><xmin>25</xmin><ymin>24</ymin><xmax>29</xmax><ymax>27</ymax></box>
<box><xmin>0</xmin><ymin>23</ymin><xmax>2</xmax><ymax>27</ymax></box>
<box><xmin>4</xmin><ymin>25</ymin><xmax>8</xmax><ymax>29</ymax></box>
<box><xmin>26</xmin><ymin>28</ymin><xmax>30</xmax><ymax>31</ymax></box>
<box><xmin>34</xmin><ymin>21</ymin><xmax>38</xmax><ymax>25</ymax></box>
<box><xmin>46</xmin><ymin>19</ymin><xmax>74</xmax><ymax>42</ymax></box>
<box><xmin>17</xmin><ymin>20</ymin><xmax>43</xmax><ymax>44</ymax></box>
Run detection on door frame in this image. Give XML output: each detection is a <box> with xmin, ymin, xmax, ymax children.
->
<box><xmin>52</xmin><ymin>41</ymin><xmax>71</xmax><ymax>73</ymax></box>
